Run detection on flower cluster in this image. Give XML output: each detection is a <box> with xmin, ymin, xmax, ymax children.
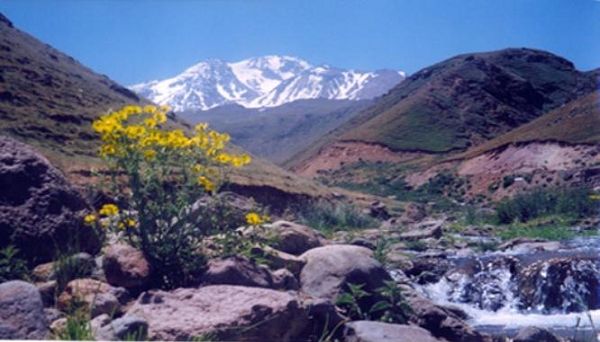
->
<box><xmin>83</xmin><ymin>203</ymin><xmax>137</xmax><ymax>231</ymax></box>
<box><xmin>92</xmin><ymin>105</ymin><xmax>251</xmax><ymax>193</ymax></box>
<box><xmin>245</xmin><ymin>212</ymin><xmax>270</xmax><ymax>226</ymax></box>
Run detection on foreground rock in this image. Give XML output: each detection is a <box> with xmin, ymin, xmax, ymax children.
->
<box><xmin>57</xmin><ymin>278</ymin><xmax>125</xmax><ymax>317</ymax></box>
<box><xmin>344</xmin><ymin>321</ymin><xmax>442</xmax><ymax>342</ymax></box>
<box><xmin>300</xmin><ymin>245</ymin><xmax>391</xmax><ymax>301</ymax></box>
<box><xmin>513</xmin><ymin>326</ymin><xmax>561</xmax><ymax>342</ymax></box>
<box><xmin>0</xmin><ymin>136</ymin><xmax>101</xmax><ymax>263</ymax></box>
<box><xmin>103</xmin><ymin>243</ymin><xmax>151</xmax><ymax>289</ymax></box>
<box><xmin>127</xmin><ymin>285</ymin><xmax>310</xmax><ymax>341</ymax></box>
<box><xmin>0</xmin><ymin>280</ymin><xmax>48</xmax><ymax>339</ymax></box>
<box><xmin>267</xmin><ymin>220</ymin><xmax>325</xmax><ymax>255</ymax></box>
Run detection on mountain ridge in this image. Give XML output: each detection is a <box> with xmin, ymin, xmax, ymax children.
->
<box><xmin>130</xmin><ymin>55</ymin><xmax>404</xmax><ymax>111</ymax></box>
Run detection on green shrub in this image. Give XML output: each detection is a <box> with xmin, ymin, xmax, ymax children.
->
<box><xmin>0</xmin><ymin>245</ymin><xmax>29</xmax><ymax>282</ymax></box>
<box><xmin>496</xmin><ymin>187</ymin><xmax>597</xmax><ymax>224</ymax></box>
<box><xmin>336</xmin><ymin>281</ymin><xmax>411</xmax><ymax>324</ymax></box>
<box><xmin>296</xmin><ymin>200</ymin><xmax>376</xmax><ymax>233</ymax></box>
<box><xmin>88</xmin><ymin>105</ymin><xmax>253</xmax><ymax>289</ymax></box>
<box><xmin>56</xmin><ymin>310</ymin><xmax>94</xmax><ymax>341</ymax></box>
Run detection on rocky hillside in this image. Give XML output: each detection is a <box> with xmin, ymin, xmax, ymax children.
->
<box><xmin>0</xmin><ymin>13</ymin><xmax>149</xmax><ymax>159</ymax></box>
<box><xmin>289</xmin><ymin>48</ymin><xmax>597</xmax><ymax>175</ymax></box>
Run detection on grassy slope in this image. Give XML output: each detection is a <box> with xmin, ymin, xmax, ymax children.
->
<box><xmin>0</xmin><ymin>13</ymin><xmax>332</xmax><ymax>199</ymax></box>
<box><xmin>458</xmin><ymin>90</ymin><xmax>600</xmax><ymax>159</ymax></box>
<box><xmin>339</xmin><ymin>48</ymin><xmax>595</xmax><ymax>152</ymax></box>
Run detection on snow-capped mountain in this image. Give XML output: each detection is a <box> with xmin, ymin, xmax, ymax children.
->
<box><xmin>130</xmin><ymin>56</ymin><xmax>405</xmax><ymax>111</ymax></box>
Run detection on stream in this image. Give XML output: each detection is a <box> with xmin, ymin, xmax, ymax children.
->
<box><xmin>410</xmin><ymin>233</ymin><xmax>600</xmax><ymax>340</ymax></box>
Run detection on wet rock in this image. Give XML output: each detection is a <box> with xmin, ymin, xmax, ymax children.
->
<box><xmin>0</xmin><ymin>280</ymin><xmax>48</xmax><ymax>339</ymax></box>
<box><xmin>400</xmin><ymin>220</ymin><xmax>444</xmax><ymax>241</ymax></box>
<box><xmin>407</xmin><ymin>293</ymin><xmax>486</xmax><ymax>342</ymax></box>
<box><xmin>444</xmin><ymin>256</ymin><xmax>520</xmax><ymax>312</ymax></box>
<box><xmin>0</xmin><ymin>136</ymin><xmax>101</xmax><ymax>263</ymax></box>
<box><xmin>203</xmin><ymin>256</ymin><xmax>275</xmax><ymax>288</ymax></box>
<box><xmin>344</xmin><ymin>321</ymin><xmax>442</xmax><ymax>342</ymax></box>
<box><xmin>299</xmin><ymin>245</ymin><xmax>391</xmax><ymax>302</ymax></box>
<box><xmin>513</xmin><ymin>326</ymin><xmax>561</xmax><ymax>342</ymax></box>
<box><xmin>518</xmin><ymin>257</ymin><xmax>600</xmax><ymax>313</ymax></box>
<box><xmin>127</xmin><ymin>285</ymin><xmax>310</xmax><ymax>341</ymax></box>
<box><xmin>498</xmin><ymin>238</ymin><xmax>561</xmax><ymax>253</ymax></box>
<box><xmin>268</xmin><ymin>220</ymin><xmax>325</xmax><ymax>255</ymax></box>
<box><xmin>103</xmin><ymin>243</ymin><xmax>151</xmax><ymax>289</ymax></box>
<box><xmin>94</xmin><ymin>315</ymin><xmax>148</xmax><ymax>341</ymax></box>
<box><xmin>402</xmin><ymin>255</ymin><xmax>451</xmax><ymax>285</ymax></box>
<box><xmin>57</xmin><ymin>278</ymin><xmax>122</xmax><ymax>317</ymax></box>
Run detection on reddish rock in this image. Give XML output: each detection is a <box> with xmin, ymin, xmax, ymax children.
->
<box><xmin>103</xmin><ymin>243</ymin><xmax>151</xmax><ymax>289</ymax></box>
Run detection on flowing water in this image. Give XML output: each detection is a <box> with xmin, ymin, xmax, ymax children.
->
<box><xmin>411</xmin><ymin>233</ymin><xmax>600</xmax><ymax>340</ymax></box>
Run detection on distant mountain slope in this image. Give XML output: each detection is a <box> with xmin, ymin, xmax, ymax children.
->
<box><xmin>334</xmin><ymin>48</ymin><xmax>595</xmax><ymax>153</ymax></box>
<box><xmin>460</xmin><ymin>90</ymin><xmax>600</xmax><ymax>159</ymax></box>
<box><xmin>183</xmin><ymin>99</ymin><xmax>371</xmax><ymax>164</ymax></box>
<box><xmin>0</xmin><ymin>13</ymin><xmax>152</xmax><ymax>158</ymax></box>
<box><xmin>130</xmin><ymin>55</ymin><xmax>404</xmax><ymax>111</ymax></box>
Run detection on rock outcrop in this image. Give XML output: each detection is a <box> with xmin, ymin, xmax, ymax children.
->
<box><xmin>0</xmin><ymin>136</ymin><xmax>101</xmax><ymax>263</ymax></box>
<box><xmin>127</xmin><ymin>285</ymin><xmax>310</xmax><ymax>341</ymax></box>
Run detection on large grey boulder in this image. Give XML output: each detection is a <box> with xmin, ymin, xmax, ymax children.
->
<box><xmin>267</xmin><ymin>220</ymin><xmax>325</xmax><ymax>255</ymax></box>
<box><xmin>344</xmin><ymin>321</ymin><xmax>442</xmax><ymax>342</ymax></box>
<box><xmin>127</xmin><ymin>285</ymin><xmax>310</xmax><ymax>341</ymax></box>
<box><xmin>0</xmin><ymin>280</ymin><xmax>48</xmax><ymax>339</ymax></box>
<box><xmin>299</xmin><ymin>245</ymin><xmax>391</xmax><ymax>301</ymax></box>
<box><xmin>103</xmin><ymin>243</ymin><xmax>151</xmax><ymax>289</ymax></box>
<box><xmin>0</xmin><ymin>136</ymin><xmax>101</xmax><ymax>263</ymax></box>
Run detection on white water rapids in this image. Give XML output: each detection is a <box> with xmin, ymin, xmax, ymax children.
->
<box><xmin>404</xmin><ymin>234</ymin><xmax>600</xmax><ymax>340</ymax></box>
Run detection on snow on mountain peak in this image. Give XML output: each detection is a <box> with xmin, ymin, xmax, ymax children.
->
<box><xmin>130</xmin><ymin>56</ymin><xmax>404</xmax><ymax>111</ymax></box>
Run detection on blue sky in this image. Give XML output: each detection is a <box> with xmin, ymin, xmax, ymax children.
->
<box><xmin>1</xmin><ymin>0</ymin><xmax>598</xmax><ymax>85</ymax></box>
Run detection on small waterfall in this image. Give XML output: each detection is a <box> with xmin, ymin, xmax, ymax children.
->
<box><xmin>413</xmin><ymin>244</ymin><xmax>600</xmax><ymax>334</ymax></box>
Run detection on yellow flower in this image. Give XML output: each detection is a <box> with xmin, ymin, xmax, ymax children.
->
<box><xmin>125</xmin><ymin>218</ymin><xmax>137</xmax><ymax>227</ymax></box>
<box><xmin>143</xmin><ymin>149</ymin><xmax>157</xmax><ymax>161</ymax></box>
<box><xmin>83</xmin><ymin>214</ymin><xmax>97</xmax><ymax>225</ymax></box>
<box><xmin>124</xmin><ymin>125</ymin><xmax>146</xmax><ymax>139</ymax></box>
<box><xmin>216</xmin><ymin>153</ymin><xmax>232</xmax><ymax>164</ymax></box>
<box><xmin>197</xmin><ymin>176</ymin><xmax>215</xmax><ymax>192</ymax></box>
<box><xmin>100</xmin><ymin>144</ymin><xmax>117</xmax><ymax>157</ymax></box>
<box><xmin>245</xmin><ymin>212</ymin><xmax>266</xmax><ymax>226</ymax></box>
<box><xmin>118</xmin><ymin>222</ymin><xmax>125</xmax><ymax>230</ymax></box>
<box><xmin>144</xmin><ymin>117</ymin><xmax>157</xmax><ymax>128</ymax></box>
<box><xmin>99</xmin><ymin>203</ymin><xmax>119</xmax><ymax>216</ymax></box>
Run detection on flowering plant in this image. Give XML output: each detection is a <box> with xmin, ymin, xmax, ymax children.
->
<box><xmin>88</xmin><ymin>105</ymin><xmax>251</xmax><ymax>288</ymax></box>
